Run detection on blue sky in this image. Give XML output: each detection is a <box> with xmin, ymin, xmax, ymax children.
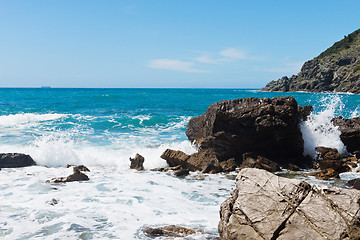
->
<box><xmin>0</xmin><ymin>0</ymin><xmax>359</xmax><ymax>88</ymax></box>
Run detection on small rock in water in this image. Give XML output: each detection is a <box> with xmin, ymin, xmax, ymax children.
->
<box><xmin>48</xmin><ymin>198</ymin><xmax>59</xmax><ymax>206</ymax></box>
<box><xmin>143</xmin><ymin>225</ymin><xmax>196</xmax><ymax>238</ymax></box>
<box><xmin>46</xmin><ymin>167</ymin><xmax>90</xmax><ymax>183</ymax></box>
<box><xmin>66</xmin><ymin>164</ymin><xmax>90</xmax><ymax>172</ymax></box>
<box><xmin>0</xmin><ymin>153</ymin><xmax>36</xmax><ymax>168</ymax></box>
<box><xmin>173</xmin><ymin>169</ymin><xmax>189</xmax><ymax>177</ymax></box>
<box><xmin>348</xmin><ymin>178</ymin><xmax>360</xmax><ymax>190</ymax></box>
<box><xmin>129</xmin><ymin>153</ymin><xmax>144</xmax><ymax>171</ymax></box>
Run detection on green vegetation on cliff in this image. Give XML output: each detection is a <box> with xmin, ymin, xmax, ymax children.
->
<box><xmin>261</xmin><ymin>28</ymin><xmax>360</xmax><ymax>94</ymax></box>
<box><xmin>317</xmin><ymin>29</ymin><xmax>360</xmax><ymax>59</ymax></box>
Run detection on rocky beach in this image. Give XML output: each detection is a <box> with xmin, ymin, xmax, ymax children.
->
<box><xmin>2</xmin><ymin>90</ymin><xmax>360</xmax><ymax>239</ymax></box>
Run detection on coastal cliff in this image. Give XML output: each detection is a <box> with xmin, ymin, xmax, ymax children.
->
<box><xmin>261</xmin><ymin>28</ymin><xmax>360</xmax><ymax>93</ymax></box>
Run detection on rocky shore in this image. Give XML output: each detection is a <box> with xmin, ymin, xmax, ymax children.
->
<box><xmin>261</xmin><ymin>28</ymin><xmax>360</xmax><ymax>93</ymax></box>
<box><xmin>3</xmin><ymin>95</ymin><xmax>360</xmax><ymax>239</ymax></box>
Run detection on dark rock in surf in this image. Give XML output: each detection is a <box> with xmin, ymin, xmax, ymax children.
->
<box><xmin>66</xmin><ymin>164</ymin><xmax>90</xmax><ymax>172</ymax></box>
<box><xmin>129</xmin><ymin>153</ymin><xmax>145</xmax><ymax>171</ymax></box>
<box><xmin>160</xmin><ymin>148</ymin><xmax>223</xmax><ymax>173</ymax></box>
<box><xmin>239</xmin><ymin>152</ymin><xmax>280</xmax><ymax>172</ymax></box>
<box><xmin>315</xmin><ymin>146</ymin><xmax>341</xmax><ymax>160</ymax></box>
<box><xmin>173</xmin><ymin>168</ymin><xmax>190</xmax><ymax>177</ymax></box>
<box><xmin>348</xmin><ymin>178</ymin><xmax>360</xmax><ymax>190</ymax></box>
<box><xmin>0</xmin><ymin>153</ymin><xmax>36</xmax><ymax>168</ymax></box>
<box><xmin>313</xmin><ymin>147</ymin><xmax>350</xmax><ymax>179</ymax></box>
<box><xmin>186</xmin><ymin>97</ymin><xmax>312</xmax><ymax>166</ymax></box>
<box><xmin>332</xmin><ymin>116</ymin><xmax>360</xmax><ymax>153</ymax></box>
<box><xmin>46</xmin><ymin>167</ymin><xmax>89</xmax><ymax>183</ymax></box>
<box><xmin>144</xmin><ymin>225</ymin><xmax>196</xmax><ymax>238</ymax></box>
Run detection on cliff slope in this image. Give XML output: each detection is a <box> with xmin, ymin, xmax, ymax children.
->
<box><xmin>261</xmin><ymin>29</ymin><xmax>360</xmax><ymax>93</ymax></box>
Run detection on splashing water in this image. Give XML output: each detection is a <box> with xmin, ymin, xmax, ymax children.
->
<box><xmin>300</xmin><ymin>94</ymin><xmax>347</xmax><ymax>158</ymax></box>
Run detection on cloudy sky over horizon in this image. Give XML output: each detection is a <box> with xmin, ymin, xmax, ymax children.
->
<box><xmin>1</xmin><ymin>0</ymin><xmax>360</xmax><ymax>88</ymax></box>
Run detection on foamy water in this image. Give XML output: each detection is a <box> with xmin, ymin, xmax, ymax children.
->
<box><xmin>2</xmin><ymin>88</ymin><xmax>360</xmax><ymax>239</ymax></box>
<box><xmin>300</xmin><ymin>94</ymin><xmax>347</xmax><ymax>158</ymax></box>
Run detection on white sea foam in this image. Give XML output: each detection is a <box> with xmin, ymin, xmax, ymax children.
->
<box><xmin>0</xmin><ymin>113</ymin><xmax>67</xmax><ymax>128</ymax></box>
<box><xmin>0</xmin><ymin>167</ymin><xmax>235</xmax><ymax>239</ymax></box>
<box><xmin>300</xmin><ymin>94</ymin><xmax>347</xmax><ymax>158</ymax></box>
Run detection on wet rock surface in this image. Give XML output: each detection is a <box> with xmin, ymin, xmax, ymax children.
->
<box><xmin>186</xmin><ymin>97</ymin><xmax>308</xmax><ymax>163</ymax></box>
<box><xmin>239</xmin><ymin>152</ymin><xmax>280</xmax><ymax>172</ymax></box>
<box><xmin>143</xmin><ymin>225</ymin><xmax>196</xmax><ymax>238</ymax></box>
<box><xmin>66</xmin><ymin>164</ymin><xmax>90</xmax><ymax>172</ymax></box>
<box><xmin>0</xmin><ymin>153</ymin><xmax>36</xmax><ymax>168</ymax></box>
<box><xmin>313</xmin><ymin>147</ymin><xmax>351</xmax><ymax>180</ymax></box>
<box><xmin>46</xmin><ymin>167</ymin><xmax>90</xmax><ymax>183</ymax></box>
<box><xmin>332</xmin><ymin>116</ymin><xmax>360</xmax><ymax>153</ymax></box>
<box><xmin>219</xmin><ymin>168</ymin><xmax>360</xmax><ymax>240</ymax></box>
<box><xmin>129</xmin><ymin>153</ymin><xmax>145</xmax><ymax>171</ymax></box>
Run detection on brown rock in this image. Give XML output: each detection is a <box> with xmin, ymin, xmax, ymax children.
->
<box><xmin>282</xmin><ymin>163</ymin><xmax>300</xmax><ymax>171</ymax></box>
<box><xmin>66</xmin><ymin>164</ymin><xmax>90</xmax><ymax>172</ymax></box>
<box><xmin>46</xmin><ymin>167</ymin><xmax>89</xmax><ymax>183</ymax></box>
<box><xmin>144</xmin><ymin>225</ymin><xmax>196</xmax><ymax>238</ymax></box>
<box><xmin>129</xmin><ymin>153</ymin><xmax>145</xmax><ymax>171</ymax></box>
<box><xmin>348</xmin><ymin>178</ymin><xmax>360</xmax><ymax>190</ymax></box>
<box><xmin>332</xmin><ymin>116</ymin><xmax>360</xmax><ymax>153</ymax></box>
<box><xmin>239</xmin><ymin>152</ymin><xmax>280</xmax><ymax>172</ymax></box>
<box><xmin>315</xmin><ymin>146</ymin><xmax>341</xmax><ymax>160</ymax></box>
<box><xmin>186</xmin><ymin>97</ymin><xmax>307</xmax><ymax>163</ymax></box>
<box><xmin>219</xmin><ymin>158</ymin><xmax>238</xmax><ymax>172</ymax></box>
<box><xmin>219</xmin><ymin>168</ymin><xmax>360</xmax><ymax>240</ymax></box>
<box><xmin>173</xmin><ymin>169</ymin><xmax>190</xmax><ymax>177</ymax></box>
<box><xmin>160</xmin><ymin>149</ymin><xmax>197</xmax><ymax>171</ymax></box>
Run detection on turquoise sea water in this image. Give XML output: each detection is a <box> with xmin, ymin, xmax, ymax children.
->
<box><xmin>1</xmin><ymin>88</ymin><xmax>360</xmax><ymax>239</ymax></box>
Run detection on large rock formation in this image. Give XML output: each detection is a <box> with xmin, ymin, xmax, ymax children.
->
<box><xmin>0</xmin><ymin>153</ymin><xmax>36</xmax><ymax>168</ymax></box>
<box><xmin>219</xmin><ymin>168</ymin><xmax>360</xmax><ymax>240</ymax></box>
<box><xmin>332</xmin><ymin>116</ymin><xmax>360</xmax><ymax>153</ymax></box>
<box><xmin>186</xmin><ymin>96</ymin><xmax>312</xmax><ymax>167</ymax></box>
<box><xmin>261</xmin><ymin>28</ymin><xmax>360</xmax><ymax>93</ymax></box>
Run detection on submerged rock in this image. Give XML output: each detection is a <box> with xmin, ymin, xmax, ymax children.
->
<box><xmin>219</xmin><ymin>168</ymin><xmax>360</xmax><ymax>240</ymax></box>
<box><xmin>186</xmin><ymin>97</ymin><xmax>311</xmax><ymax>167</ymax></box>
<box><xmin>143</xmin><ymin>225</ymin><xmax>196</xmax><ymax>238</ymax></box>
<box><xmin>46</xmin><ymin>167</ymin><xmax>89</xmax><ymax>183</ymax></box>
<box><xmin>129</xmin><ymin>153</ymin><xmax>145</xmax><ymax>171</ymax></box>
<box><xmin>0</xmin><ymin>153</ymin><xmax>36</xmax><ymax>168</ymax></box>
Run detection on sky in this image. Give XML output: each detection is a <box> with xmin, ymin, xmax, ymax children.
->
<box><xmin>0</xmin><ymin>0</ymin><xmax>360</xmax><ymax>88</ymax></box>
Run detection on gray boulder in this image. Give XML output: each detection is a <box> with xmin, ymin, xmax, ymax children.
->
<box><xmin>219</xmin><ymin>168</ymin><xmax>360</xmax><ymax>239</ymax></box>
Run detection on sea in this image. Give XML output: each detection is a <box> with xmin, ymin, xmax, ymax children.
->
<box><xmin>1</xmin><ymin>88</ymin><xmax>360</xmax><ymax>239</ymax></box>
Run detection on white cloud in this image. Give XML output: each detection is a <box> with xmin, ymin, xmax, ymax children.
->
<box><xmin>194</xmin><ymin>55</ymin><xmax>220</xmax><ymax>64</ymax></box>
<box><xmin>148</xmin><ymin>59</ymin><xmax>207</xmax><ymax>72</ymax></box>
<box><xmin>194</xmin><ymin>48</ymin><xmax>264</xmax><ymax>64</ymax></box>
<box><xmin>220</xmin><ymin>48</ymin><xmax>247</xmax><ymax>60</ymax></box>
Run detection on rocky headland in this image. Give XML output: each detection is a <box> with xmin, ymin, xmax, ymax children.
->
<box><xmin>261</xmin><ymin>28</ymin><xmax>360</xmax><ymax>93</ymax></box>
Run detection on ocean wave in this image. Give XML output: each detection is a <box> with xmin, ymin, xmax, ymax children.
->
<box><xmin>0</xmin><ymin>113</ymin><xmax>68</xmax><ymax>128</ymax></box>
<box><xmin>300</xmin><ymin>94</ymin><xmax>346</xmax><ymax>158</ymax></box>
